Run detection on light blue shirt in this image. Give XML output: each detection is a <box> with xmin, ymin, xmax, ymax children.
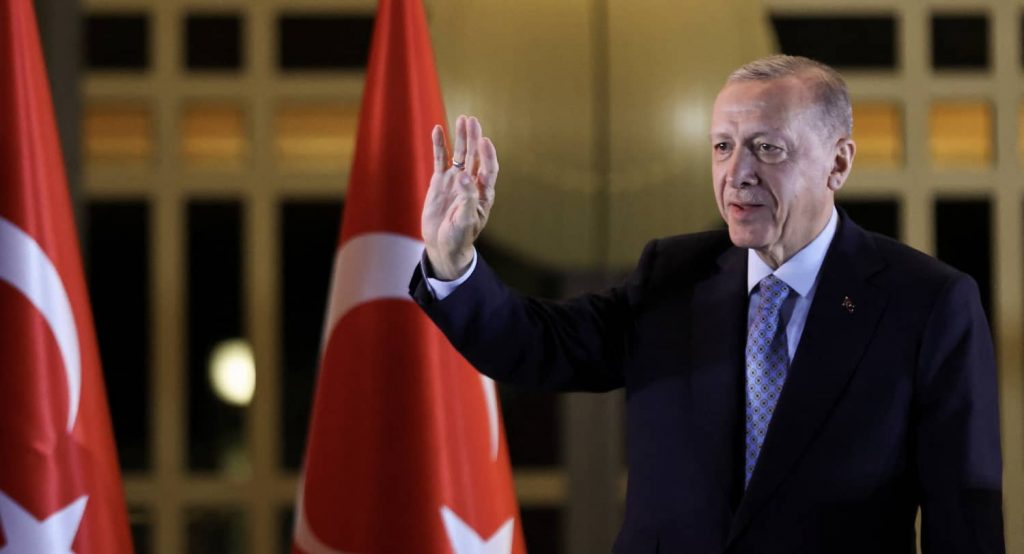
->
<box><xmin>747</xmin><ymin>207</ymin><xmax>839</xmax><ymax>360</ymax></box>
<box><xmin>423</xmin><ymin>249</ymin><xmax>478</xmax><ymax>300</ymax></box>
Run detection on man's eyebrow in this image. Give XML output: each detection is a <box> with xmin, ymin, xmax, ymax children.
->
<box><xmin>710</xmin><ymin>131</ymin><xmax>782</xmax><ymax>142</ymax></box>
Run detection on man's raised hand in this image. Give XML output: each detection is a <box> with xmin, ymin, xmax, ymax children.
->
<box><xmin>421</xmin><ymin>115</ymin><xmax>499</xmax><ymax>280</ymax></box>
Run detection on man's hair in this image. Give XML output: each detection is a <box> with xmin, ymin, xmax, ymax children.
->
<box><xmin>727</xmin><ymin>55</ymin><xmax>852</xmax><ymax>139</ymax></box>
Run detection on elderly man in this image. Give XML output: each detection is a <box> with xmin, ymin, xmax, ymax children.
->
<box><xmin>410</xmin><ymin>55</ymin><xmax>1004</xmax><ymax>553</ymax></box>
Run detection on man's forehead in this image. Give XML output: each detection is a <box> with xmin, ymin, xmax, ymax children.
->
<box><xmin>712</xmin><ymin>77</ymin><xmax>818</xmax><ymax>126</ymax></box>
<box><xmin>716</xmin><ymin>77</ymin><xmax>812</xmax><ymax>107</ymax></box>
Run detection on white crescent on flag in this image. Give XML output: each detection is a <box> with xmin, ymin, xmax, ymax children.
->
<box><xmin>0</xmin><ymin>216</ymin><xmax>81</xmax><ymax>434</ymax></box>
<box><xmin>296</xmin><ymin>231</ymin><xmax>506</xmax><ymax>552</ymax></box>
<box><xmin>320</xmin><ymin>232</ymin><xmax>425</xmax><ymax>352</ymax></box>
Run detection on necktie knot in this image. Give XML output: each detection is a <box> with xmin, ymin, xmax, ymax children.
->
<box><xmin>758</xmin><ymin>274</ymin><xmax>790</xmax><ymax>310</ymax></box>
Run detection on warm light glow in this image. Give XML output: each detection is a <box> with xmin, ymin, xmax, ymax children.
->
<box><xmin>852</xmin><ymin>102</ymin><xmax>902</xmax><ymax>167</ymax></box>
<box><xmin>275</xmin><ymin>104</ymin><xmax>359</xmax><ymax>170</ymax></box>
<box><xmin>929</xmin><ymin>101</ymin><xmax>992</xmax><ymax>167</ymax></box>
<box><xmin>208</xmin><ymin>339</ymin><xmax>256</xmax><ymax>407</ymax></box>
<box><xmin>84</xmin><ymin>103</ymin><xmax>153</xmax><ymax>165</ymax></box>
<box><xmin>182</xmin><ymin>104</ymin><xmax>247</xmax><ymax>168</ymax></box>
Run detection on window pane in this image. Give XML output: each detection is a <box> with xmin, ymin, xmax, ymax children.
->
<box><xmin>771</xmin><ymin>16</ymin><xmax>896</xmax><ymax>69</ymax></box>
<box><xmin>275</xmin><ymin>104</ymin><xmax>358</xmax><ymax>171</ymax></box>
<box><xmin>280</xmin><ymin>201</ymin><xmax>342</xmax><ymax>470</ymax></box>
<box><xmin>186</xmin><ymin>507</ymin><xmax>247</xmax><ymax>554</ymax></box>
<box><xmin>501</xmin><ymin>390</ymin><xmax>561</xmax><ymax>467</ymax></box>
<box><xmin>278</xmin><ymin>15</ymin><xmax>373</xmax><ymax>70</ymax></box>
<box><xmin>86</xmin><ymin>201</ymin><xmax>151</xmax><ymax>471</ymax></box>
<box><xmin>187</xmin><ymin>201</ymin><xmax>249</xmax><ymax>475</ymax></box>
<box><xmin>839</xmin><ymin>199</ymin><xmax>900</xmax><ymax>240</ymax></box>
<box><xmin>932</xmin><ymin>14</ymin><xmax>989</xmax><ymax>70</ymax></box>
<box><xmin>929</xmin><ymin>102</ymin><xmax>992</xmax><ymax>167</ymax></box>
<box><xmin>185</xmin><ymin>14</ymin><xmax>243</xmax><ymax>71</ymax></box>
<box><xmin>129</xmin><ymin>505</ymin><xmax>153</xmax><ymax>554</ymax></box>
<box><xmin>521</xmin><ymin>506</ymin><xmax>562</xmax><ymax>554</ymax></box>
<box><xmin>852</xmin><ymin>102</ymin><xmax>902</xmax><ymax>167</ymax></box>
<box><xmin>182</xmin><ymin>103</ymin><xmax>247</xmax><ymax>169</ymax></box>
<box><xmin>83</xmin><ymin>103</ymin><xmax>153</xmax><ymax>166</ymax></box>
<box><xmin>935</xmin><ymin>199</ymin><xmax>992</xmax><ymax>319</ymax></box>
<box><xmin>279</xmin><ymin>507</ymin><xmax>295</xmax><ymax>553</ymax></box>
<box><xmin>84</xmin><ymin>14</ymin><xmax>149</xmax><ymax>70</ymax></box>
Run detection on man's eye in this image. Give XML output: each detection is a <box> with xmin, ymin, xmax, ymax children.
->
<box><xmin>754</xmin><ymin>142</ymin><xmax>786</xmax><ymax>161</ymax></box>
<box><xmin>714</xmin><ymin>142</ymin><xmax>731</xmax><ymax>152</ymax></box>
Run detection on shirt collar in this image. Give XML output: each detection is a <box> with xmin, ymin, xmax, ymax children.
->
<box><xmin>747</xmin><ymin>206</ymin><xmax>839</xmax><ymax>297</ymax></box>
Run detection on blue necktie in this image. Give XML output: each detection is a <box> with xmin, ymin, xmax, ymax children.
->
<box><xmin>745</xmin><ymin>274</ymin><xmax>791</xmax><ymax>486</ymax></box>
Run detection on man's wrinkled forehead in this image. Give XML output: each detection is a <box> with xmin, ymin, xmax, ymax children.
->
<box><xmin>711</xmin><ymin>77</ymin><xmax>822</xmax><ymax>131</ymax></box>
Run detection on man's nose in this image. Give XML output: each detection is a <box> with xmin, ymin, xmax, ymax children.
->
<box><xmin>725</xmin><ymin>148</ymin><xmax>758</xmax><ymax>188</ymax></box>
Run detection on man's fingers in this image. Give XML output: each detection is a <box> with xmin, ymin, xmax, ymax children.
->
<box><xmin>457</xmin><ymin>174</ymin><xmax>477</xmax><ymax>220</ymax></box>
<box><xmin>477</xmin><ymin>137</ymin><xmax>500</xmax><ymax>188</ymax></box>
<box><xmin>452</xmin><ymin>115</ymin><xmax>468</xmax><ymax>167</ymax></box>
<box><xmin>431</xmin><ymin>125</ymin><xmax>446</xmax><ymax>173</ymax></box>
<box><xmin>465</xmin><ymin>117</ymin><xmax>482</xmax><ymax>174</ymax></box>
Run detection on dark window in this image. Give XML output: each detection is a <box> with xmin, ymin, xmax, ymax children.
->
<box><xmin>185</xmin><ymin>14</ymin><xmax>243</xmax><ymax>71</ymax></box>
<box><xmin>839</xmin><ymin>199</ymin><xmax>900</xmax><ymax>240</ymax></box>
<box><xmin>932</xmin><ymin>15</ymin><xmax>989</xmax><ymax>70</ymax></box>
<box><xmin>279</xmin><ymin>508</ymin><xmax>294</xmax><ymax>554</ymax></box>
<box><xmin>771</xmin><ymin>15</ymin><xmax>896</xmax><ymax>69</ymax></box>
<box><xmin>280</xmin><ymin>200</ymin><xmax>342</xmax><ymax>470</ymax></box>
<box><xmin>935</xmin><ymin>199</ymin><xmax>991</xmax><ymax>319</ymax></box>
<box><xmin>86</xmin><ymin>201</ymin><xmax>150</xmax><ymax>471</ymax></box>
<box><xmin>500</xmin><ymin>390</ymin><xmax>561</xmax><ymax>467</ymax></box>
<box><xmin>187</xmin><ymin>201</ymin><xmax>246</xmax><ymax>472</ymax></box>
<box><xmin>521</xmin><ymin>506</ymin><xmax>562</xmax><ymax>554</ymax></box>
<box><xmin>186</xmin><ymin>508</ymin><xmax>246</xmax><ymax>554</ymax></box>
<box><xmin>129</xmin><ymin>505</ymin><xmax>152</xmax><ymax>554</ymax></box>
<box><xmin>84</xmin><ymin>14</ymin><xmax>149</xmax><ymax>70</ymax></box>
<box><xmin>278</xmin><ymin>15</ymin><xmax>374</xmax><ymax>70</ymax></box>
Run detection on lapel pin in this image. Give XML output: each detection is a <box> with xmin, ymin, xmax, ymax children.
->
<box><xmin>841</xmin><ymin>296</ymin><xmax>855</xmax><ymax>314</ymax></box>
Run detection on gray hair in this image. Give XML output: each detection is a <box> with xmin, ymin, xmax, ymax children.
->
<box><xmin>727</xmin><ymin>55</ymin><xmax>852</xmax><ymax>139</ymax></box>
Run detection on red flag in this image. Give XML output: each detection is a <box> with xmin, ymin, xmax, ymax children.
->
<box><xmin>0</xmin><ymin>0</ymin><xmax>133</xmax><ymax>552</ymax></box>
<box><xmin>292</xmin><ymin>0</ymin><xmax>526</xmax><ymax>552</ymax></box>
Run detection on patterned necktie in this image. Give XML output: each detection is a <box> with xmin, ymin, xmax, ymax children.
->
<box><xmin>744</xmin><ymin>274</ymin><xmax>791</xmax><ymax>486</ymax></box>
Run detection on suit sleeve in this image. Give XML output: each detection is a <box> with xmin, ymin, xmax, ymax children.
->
<box><xmin>916</xmin><ymin>273</ymin><xmax>1005</xmax><ymax>553</ymax></box>
<box><xmin>408</xmin><ymin>241</ymin><xmax>656</xmax><ymax>392</ymax></box>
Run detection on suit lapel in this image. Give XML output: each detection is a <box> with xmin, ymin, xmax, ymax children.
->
<box><xmin>727</xmin><ymin>216</ymin><xmax>889</xmax><ymax>545</ymax></box>
<box><xmin>689</xmin><ymin>246</ymin><xmax>748</xmax><ymax>506</ymax></box>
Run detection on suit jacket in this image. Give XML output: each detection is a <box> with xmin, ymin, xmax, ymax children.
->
<box><xmin>409</xmin><ymin>214</ymin><xmax>1004</xmax><ymax>553</ymax></box>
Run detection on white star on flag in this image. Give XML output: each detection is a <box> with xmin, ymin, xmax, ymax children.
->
<box><xmin>440</xmin><ymin>506</ymin><xmax>514</xmax><ymax>554</ymax></box>
<box><xmin>0</xmin><ymin>491</ymin><xmax>87</xmax><ymax>553</ymax></box>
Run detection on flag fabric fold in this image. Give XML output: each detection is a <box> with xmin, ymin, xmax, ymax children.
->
<box><xmin>0</xmin><ymin>0</ymin><xmax>133</xmax><ymax>552</ymax></box>
<box><xmin>292</xmin><ymin>1</ymin><xmax>526</xmax><ymax>552</ymax></box>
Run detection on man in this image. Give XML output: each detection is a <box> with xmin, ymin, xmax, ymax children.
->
<box><xmin>409</xmin><ymin>55</ymin><xmax>1004</xmax><ymax>553</ymax></box>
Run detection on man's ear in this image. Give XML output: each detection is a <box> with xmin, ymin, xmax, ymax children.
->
<box><xmin>828</xmin><ymin>138</ymin><xmax>856</xmax><ymax>192</ymax></box>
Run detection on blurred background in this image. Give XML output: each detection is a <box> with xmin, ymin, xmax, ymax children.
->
<box><xmin>37</xmin><ymin>0</ymin><xmax>1024</xmax><ymax>551</ymax></box>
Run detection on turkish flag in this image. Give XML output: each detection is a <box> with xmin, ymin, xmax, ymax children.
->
<box><xmin>291</xmin><ymin>1</ymin><xmax>527</xmax><ymax>553</ymax></box>
<box><xmin>0</xmin><ymin>0</ymin><xmax>133</xmax><ymax>552</ymax></box>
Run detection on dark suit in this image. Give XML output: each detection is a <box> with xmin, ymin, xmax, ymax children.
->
<box><xmin>409</xmin><ymin>214</ymin><xmax>1004</xmax><ymax>553</ymax></box>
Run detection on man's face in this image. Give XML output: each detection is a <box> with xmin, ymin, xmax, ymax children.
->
<box><xmin>710</xmin><ymin>76</ymin><xmax>850</xmax><ymax>265</ymax></box>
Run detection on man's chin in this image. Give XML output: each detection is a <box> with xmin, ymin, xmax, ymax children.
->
<box><xmin>727</xmin><ymin>226</ymin><xmax>771</xmax><ymax>250</ymax></box>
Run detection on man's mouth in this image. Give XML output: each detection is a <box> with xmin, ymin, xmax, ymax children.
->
<box><xmin>729</xmin><ymin>202</ymin><xmax>764</xmax><ymax>213</ymax></box>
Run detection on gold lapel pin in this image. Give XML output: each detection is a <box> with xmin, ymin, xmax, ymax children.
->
<box><xmin>841</xmin><ymin>296</ymin><xmax>855</xmax><ymax>314</ymax></box>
